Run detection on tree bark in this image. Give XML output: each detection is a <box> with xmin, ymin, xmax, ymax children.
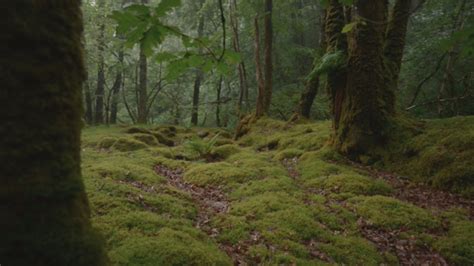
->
<box><xmin>263</xmin><ymin>0</ymin><xmax>273</xmax><ymax>114</ymax></box>
<box><xmin>255</xmin><ymin>16</ymin><xmax>266</xmax><ymax>118</ymax></box>
<box><xmin>0</xmin><ymin>2</ymin><xmax>107</xmax><ymax>265</ymax></box>
<box><xmin>384</xmin><ymin>0</ymin><xmax>412</xmax><ymax>113</ymax></box>
<box><xmin>94</xmin><ymin>0</ymin><xmax>106</xmax><ymax>125</ymax></box>
<box><xmin>335</xmin><ymin>0</ymin><xmax>390</xmax><ymax>157</ymax></box>
<box><xmin>216</xmin><ymin>76</ymin><xmax>223</xmax><ymax>127</ymax></box>
<box><xmin>110</xmin><ymin>50</ymin><xmax>124</xmax><ymax>124</ymax></box>
<box><xmin>297</xmin><ymin>8</ymin><xmax>327</xmax><ymax>119</ymax></box>
<box><xmin>191</xmin><ymin>5</ymin><xmax>205</xmax><ymax>126</ymax></box>
<box><xmin>255</xmin><ymin>0</ymin><xmax>273</xmax><ymax>118</ymax></box>
<box><xmin>136</xmin><ymin>0</ymin><xmax>149</xmax><ymax>124</ymax></box>
<box><xmin>230</xmin><ymin>0</ymin><xmax>249</xmax><ymax>115</ymax></box>
<box><xmin>84</xmin><ymin>75</ymin><xmax>94</xmax><ymax>124</ymax></box>
<box><xmin>325</xmin><ymin>0</ymin><xmax>348</xmax><ymax>130</ymax></box>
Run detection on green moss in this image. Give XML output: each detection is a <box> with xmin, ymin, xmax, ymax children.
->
<box><xmin>351</xmin><ymin>196</ymin><xmax>440</xmax><ymax>231</ymax></box>
<box><xmin>112</xmin><ymin>137</ymin><xmax>148</xmax><ymax>152</ymax></box>
<box><xmin>211</xmin><ymin>144</ymin><xmax>241</xmax><ymax>159</ymax></box>
<box><xmin>306</xmin><ymin>174</ymin><xmax>393</xmax><ymax>196</ymax></box>
<box><xmin>132</xmin><ymin>133</ymin><xmax>159</xmax><ymax>146</ymax></box>
<box><xmin>109</xmin><ymin>229</ymin><xmax>231</xmax><ymax>266</ymax></box>
<box><xmin>97</xmin><ymin>137</ymin><xmax>118</xmax><ymax>149</ymax></box>
<box><xmin>184</xmin><ymin>162</ymin><xmax>256</xmax><ymax>186</ymax></box>
<box><xmin>435</xmin><ymin>221</ymin><xmax>474</xmax><ymax>265</ymax></box>
<box><xmin>383</xmin><ymin>116</ymin><xmax>474</xmax><ymax>197</ymax></box>
<box><xmin>255</xmin><ymin>207</ymin><xmax>329</xmax><ymax>242</ymax></box>
<box><xmin>226</xmin><ymin>151</ymin><xmax>288</xmax><ymax>178</ymax></box>
<box><xmin>212</xmin><ymin>215</ymin><xmax>251</xmax><ymax>244</ymax></box>
<box><xmin>320</xmin><ymin>236</ymin><xmax>384</xmax><ymax>265</ymax></box>
<box><xmin>152</xmin><ymin>131</ymin><xmax>175</xmax><ymax>147</ymax></box>
<box><xmin>231</xmin><ymin>177</ymin><xmax>299</xmax><ymax>199</ymax></box>
<box><xmin>273</xmin><ymin>148</ymin><xmax>304</xmax><ymax>161</ymax></box>
<box><xmin>231</xmin><ymin>192</ymin><xmax>301</xmax><ymax>220</ymax></box>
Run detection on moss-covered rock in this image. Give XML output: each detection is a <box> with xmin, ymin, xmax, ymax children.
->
<box><xmin>112</xmin><ymin>138</ymin><xmax>148</xmax><ymax>152</ymax></box>
<box><xmin>435</xmin><ymin>221</ymin><xmax>474</xmax><ymax>265</ymax></box>
<box><xmin>350</xmin><ymin>196</ymin><xmax>440</xmax><ymax>231</ymax></box>
<box><xmin>109</xmin><ymin>229</ymin><xmax>231</xmax><ymax>266</ymax></box>
<box><xmin>211</xmin><ymin>144</ymin><xmax>241</xmax><ymax>160</ymax></box>
<box><xmin>97</xmin><ymin>137</ymin><xmax>118</xmax><ymax>149</ymax></box>
<box><xmin>306</xmin><ymin>174</ymin><xmax>393</xmax><ymax>196</ymax></box>
<box><xmin>184</xmin><ymin>162</ymin><xmax>256</xmax><ymax>186</ymax></box>
<box><xmin>132</xmin><ymin>133</ymin><xmax>159</xmax><ymax>146</ymax></box>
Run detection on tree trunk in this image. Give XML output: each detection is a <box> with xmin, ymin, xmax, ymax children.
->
<box><xmin>255</xmin><ymin>16</ymin><xmax>266</xmax><ymax>118</ymax></box>
<box><xmin>84</xmin><ymin>76</ymin><xmax>94</xmax><ymax>124</ymax></box>
<box><xmin>94</xmin><ymin>0</ymin><xmax>106</xmax><ymax>125</ymax></box>
<box><xmin>191</xmin><ymin>7</ymin><xmax>205</xmax><ymax>126</ymax></box>
<box><xmin>335</xmin><ymin>0</ymin><xmax>390</xmax><ymax>157</ymax></box>
<box><xmin>297</xmin><ymin>8</ymin><xmax>326</xmax><ymax>119</ymax></box>
<box><xmin>1</xmin><ymin>2</ymin><xmax>107</xmax><ymax>265</ymax></box>
<box><xmin>230</xmin><ymin>0</ymin><xmax>249</xmax><ymax>115</ymax></box>
<box><xmin>216</xmin><ymin>76</ymin><xmax>223</xmax><ymax>127</ymax></box>
<box><xmin>136</xmin><ymin>0</ymin><xmax>149</xmax><ymax>124</ymax></box>
<box><xmin>263</xmin><ymin>0</ymin><xmax>273</xmax><ymax>113</ymax></box>
<box><xmin>110</xmin><ymin>50</ymin><xmax>124</xmax><ymax>124</ymax></box>
<box><xmin>325</xmin><ymin>0</ymin><xmax>348</xmax><ymax>130</ymax></box>
<box><xmin>255</xmin><ymin>0</ymin><xmax>273</xmax><ymax>118</ymax></box>
<box><xmin>384</xmin><ymin>0</ymin><xmax>412</xmax><ymax>113</ymax></box>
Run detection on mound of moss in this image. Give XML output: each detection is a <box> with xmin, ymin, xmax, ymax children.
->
<box><xmin>384</xmin><ymin>116</ymin><xmax>474</xmax><ymax>197</ymax></box>
<box><xmin>435</xmin><ymin>221</ymin><xmax>474</xmax><ymax>265</ymax></box>
<box><xmin>109</xmin><ymin>229</ymin><xmax>231</xmax><ymax>266</ymax></box>
<box><xmin>350</xmin><ymin>196</ymin><xmax>440</xmax><ymax>231</ymax></box>
<box><xmin>112</xmin><ymin>138</ymin><xmax>148</xmax><ymax>152</ymax></box>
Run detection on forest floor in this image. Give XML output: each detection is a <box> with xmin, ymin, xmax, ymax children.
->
<box><xmin>82</xmin><ymin>116</ymin><xmax>474</xmax><ymax>265</ymax></box>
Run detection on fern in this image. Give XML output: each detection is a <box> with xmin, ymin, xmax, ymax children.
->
<box><xmin>184</xmin><ymin>133</ymin><xmax>220</xmax><ymax>160</ymax></box>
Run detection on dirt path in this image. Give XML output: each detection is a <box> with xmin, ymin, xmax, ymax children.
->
<box><xmin>154</xmin><ymin>164</ymin><xmax>253</xmax><ymax>265</ymax></box>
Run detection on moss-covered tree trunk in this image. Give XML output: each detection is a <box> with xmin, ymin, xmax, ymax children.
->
<box><xmin>325</xmin><ymin>0</ymin><xmax>348</xmax><ymax>130</ymax></box>
<box><xmin>0</xmin><ymin>1</ymin><xmax>107</xmax><ymax>265</ymax></box>
<box><xmin>384</xmin><ymin>0</ymin><xmax>412</xmax><ymax>113</ymax></box>
<box><xmin>334</xmin><ymin>0</ymin><xmax>392</xmax><ymax>157</ymax></box>
<box><xmin>297</xmin><ymin>9</ymin><xmax>326</xmax><ymax>119</ymax></box>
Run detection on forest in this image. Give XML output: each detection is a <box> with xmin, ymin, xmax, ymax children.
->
<box><xmin>1</xmin><ymin>0</ymin><xmax>473</xmax><ymax>265</ymax></box>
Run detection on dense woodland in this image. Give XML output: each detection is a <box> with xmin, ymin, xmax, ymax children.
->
<box><xmin>2</xmin><ymin>0</ymin><xmax>474</xmax><ymax>265</ymax></box>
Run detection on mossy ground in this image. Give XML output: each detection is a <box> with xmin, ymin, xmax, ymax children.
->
<box><xmin>82</xmin><ymin>117</ymin><xmax>474</xmax><ymax>265</ymax></box>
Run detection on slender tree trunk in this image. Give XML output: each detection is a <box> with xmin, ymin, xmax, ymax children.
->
<box><xmin>384</xmin><ymin>0</ymin><xmax>412</xmax><ymax>113</ymax></box>
<box><xmin>335</xmin><ymin>0</ymin><xmax>390</xmax><ymax>157</ymax></box>
<box><xmin>297</xmin><ymin>8</ymin><xmax>326</xmax><ymax>119</ymax></box>
<box><xmin>230</xmin><ymin>0</ymin><xmax>249</xmax><ymax>115</ymax></box>
<box><xmin>263</xmin><ymin>0</ymin><xmax>273</xmax><ymax>113</ymax></box>
<box><xmin>438</xmin><ymin>0</ymin><xmax>466</xmax><ymax>117</ymax></box>
<box><xmin>325</xmin><ymin>0</ymin><xmax>348</xmax><ymax>130</ymax></box>
<box><xmin>255</xmin><ymin>0</ymin><xmax>273</xmax><ymax>118</ymax></box>
<box><xmin>110</xmin><ymin>50</ymin><xmax>124</xmax><ymax>124</ymax></box>
<box><xmin>136</xmin><ymin>0</ymin><xmax>149</xmax><ymax>124</ymax></box>
<box><xmin>1</xmin><ymin>2</ymin><xmax>107</xmax><ymax>265</ymax></box>
<box><xmin>255</xmin><ymin>16</ymin><xmax>266</xmax><ymax>118</ymax></box>
<box><xmin>216</xmin><ymin>76</ymin><xmax>223</xmax><ymax>127</ymax></box>
<box><xmin>94</xmin><ymin>0</ymin><xmax>106</xmax><ymax>125</ymax></box>
<box><xmin>191</xmin><ymin>6</ymin><xmax>205</xmax><ymax>126</ymax></box>
<box><xmin>84</xmin><ymin>76</ymin><xmax>94</xmax><ymax>124</ymax></box>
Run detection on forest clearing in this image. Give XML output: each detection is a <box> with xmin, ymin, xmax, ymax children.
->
<box><xmin>81</xmin><ymin>117</ymin><xmax>474</xmax><ymax>265</ymax></box>
<box><xmin>2</xmin><ymin>0</ymin><xmax>473</xmax><ymax>265</ymax></box>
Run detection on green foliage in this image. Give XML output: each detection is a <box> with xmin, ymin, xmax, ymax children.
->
<box><xmin>110</xmin><ymin>2</ymin><xmax>181</xmax><ymax>56</ymax></box>
<box><xmin>184</xmin><ymin>133</ymin><xmax>220</xmax><ymax>160</ymax></box>
<box><xmin>312</xmin><ymin>50</ymin><xmax>346</xmax><ymax>76</ymax></box>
